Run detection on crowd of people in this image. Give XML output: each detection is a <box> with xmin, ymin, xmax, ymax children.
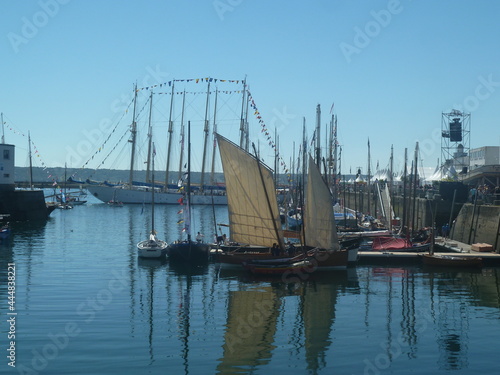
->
<box><xmin>469</xmin><ymin>184</ymin><xmax>500</xmax><ymax>203</ymax></box>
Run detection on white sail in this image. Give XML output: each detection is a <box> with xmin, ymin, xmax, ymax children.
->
<box><xmin>305</xmin><ymin>155</ymin><xmax>340</xmax><ymax>250</ymax></box>
<box><xmin>216</xmin><ymin>134</ymin><xmax>283</xmax><ymax>247</ymax></box>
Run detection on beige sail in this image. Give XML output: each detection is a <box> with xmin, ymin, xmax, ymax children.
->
<box><xmin>216</xmin><ymin>134</ymin><xmax>283</xmax><ymax>247</ymax></box>
<box><xmin>305</xmin><ymin>155</ymin><xmax>340</xmax><ymax>250</ymax></box>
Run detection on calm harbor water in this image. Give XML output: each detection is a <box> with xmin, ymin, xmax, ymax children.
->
<box><xmin>1</xmin><ymin>192</ymin><xmax>500</xmax><ymax>375</ymax></box>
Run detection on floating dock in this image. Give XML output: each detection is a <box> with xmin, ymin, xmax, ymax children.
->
<box><xmin>357</xmin><ymin>237</ymin><xmax>500</xmax><ymax>266</ymax></box>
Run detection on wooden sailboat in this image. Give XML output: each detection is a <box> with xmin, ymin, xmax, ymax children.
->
<box><xmin>214</xmin><ymin>134</ymin><xmax>307</xmax><ymax>271</ymax></box>
<box><xmin>420</xmin><ymin>223</ymin><xmax>482</xmax><ymax>267</ymax></box>
<box><xmin>302</xmin><ymin>155</ymin><xmax>351</xmax><ymax>269</ymax></box>
<box><xmin>215</xmin><ymin>134</ymin><xmax>319</xmax><ymax>274</ymax></box>
<box><xmin>166</xmin><ymin>121</ymin><xmax>210</xmax><ymax>264</ymax></box>
<box><xmin>421</xmin><ymin>254</ymin><xmax>483</xmax><ymax>267</ymax></box>
<box><xmin>137</xmin><ymin>143</ymin><xmax>168</xmax><ymax>258</ymax></box>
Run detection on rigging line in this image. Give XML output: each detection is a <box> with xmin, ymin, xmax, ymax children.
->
<box><xmin>247</xmin><ymin>89</ymin><xmax>292</xmax><ymax>184</ymax></box>
<box><xmin>133</xmin><ymin>93</ymin><xmax>152</xmax><ymax>123</ymax></box>
<box><xmin>69</xmin><ymin>97</ymin><xmax>135</xmax><ymax>179</ymax></box>
<box><xmin>86</xmin><ymin>128</ymin><xmax>130</xmax><ymax>179</ymax></box>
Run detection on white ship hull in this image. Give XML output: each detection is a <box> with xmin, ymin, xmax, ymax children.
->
<box><xmin>87</xmin><ymin>185</ymin><xmax>227</xmax><ymax>205</ymax></box>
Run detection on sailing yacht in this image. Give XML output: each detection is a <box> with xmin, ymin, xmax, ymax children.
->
<box><xmin>166</xmin><ymin>122</ymin><xmax>210</xmax><ymax>264</ymax></box>
<box><xmin>87</xmin><ymin>83</ymin><xmax>228</xmax><ymax>205</ymax></box>
<box><xmin>137</xmin><ymin>143</ymin><xmax>168</xmax><ymax>258</ymax></box>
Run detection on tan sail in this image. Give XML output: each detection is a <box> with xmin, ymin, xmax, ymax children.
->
<box><xmin>216</xmin><ymin>134</ymin><xmax>283</xmax><ymax>247</ymax></box>
<box><xmin>305</xmin><ymin>155</ymin><xmax>340</xmax><ymax>250</ymax></box>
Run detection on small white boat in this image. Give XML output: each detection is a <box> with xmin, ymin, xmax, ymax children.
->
<box><xmin>136</xmin><ymin>141</ymin><xmax>167</xmax><ymax>258</ymax></box>
<box><xmin>137</xmin><ymin>233</ymin><xmax>168</xmax><ymax>258</ymax></box>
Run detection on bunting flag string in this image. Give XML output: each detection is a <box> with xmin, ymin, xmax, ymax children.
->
<box><xmin>246</xmin><ymin>89</ymin><xmax>293</xmax><ymax>184</ymax></box>
<box><xmin>5</xmin><ymin>121</ymin><xmax>60</xmax><ymax>186</ymax></box>
<box><xmin>71</xmin><ymin>96</ymin><xmax>135</xmax><ymax>181</ymax></box>
<box><xmin>137</xmin><ymin>77</ymin><xmax>245</xmax><ymax>92</ymax></box>
<box><xmin>155</xmin><ymin>90</ymin><xmax>242</xmax><ymax>95</ymax></box>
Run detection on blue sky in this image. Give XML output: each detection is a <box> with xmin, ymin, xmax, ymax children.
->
<box><xmin>1</xmin><ymin>0</ymin><xmax>499</xmax><ymax>183</ymax></box>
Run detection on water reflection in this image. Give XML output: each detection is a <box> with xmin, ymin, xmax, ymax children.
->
<box><xmin>354</xmin><ymin>267</ymin><xmax>500</xmax><ymax>373</ymax></box>
<box><xmin>216</xmin><ymin>269</ymin><xmax>358</xmax><ymax>374</ymax></box>
<box><xmin>136</xmin><ymin>257</ymin><xmax>167</xmax><ymax>366</ymax></box>
<box><xmin>5</xmin><ymin>202</ymin><xmax>500</xmax><ymax>375</ymax></box>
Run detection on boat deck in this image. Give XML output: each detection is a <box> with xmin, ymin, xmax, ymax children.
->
<box><xmin>358</xmin><ymin>236</ymin><xmax>500</xmax><ymax>266</ymax></box>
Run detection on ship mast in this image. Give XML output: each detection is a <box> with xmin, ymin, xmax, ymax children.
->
<box><xmin>177</xmin><ymin>90</ymin><xmax>186</xmax><ymax>181</ymax></box>
<box><xmin>333</xmin><ymin>114</ymin><xmax>338</xmax><ymax>202</ymax></box>
<box><xmin>28</xmin><ymin>131</ymin><xmax>33</xmax><ymax>190</ymax></box>
<box><xmin>244</xmin><ymin>82</ymin><xmax>250</xmax><ymax>151</ymax></box>
<box><xmin>165</xmin><ymin>81</ymin><xmax>175</xmax><ymax>189</ymax></box>
<box><xmin>210</xmin><ymin>88</ymin><xmax>218</xmax><ymax>187</ymax></box>
<box><xmin>200</xmin><ymin>81</ymin><xmax>211</xmax><ymax>190</ymax></box>
<box><xmin>1</xmin><ymin>113</ymin><xmax>4</xmax><ymax>144</ymax></box>
<box><xmin>128</xmin><ymin>84</ymin><xmax>138</xmax><ymax>187</ymax></box>
<box><xmin>145</xmin><ymin>91</ymin><xmax>153</xmax><ymax>183</ymax></box>
<box><xmin>389</xmin><ymin>144</ymin><xmax>394</xmax><ymax>231</ymax></box>
<box><xmin>239</xmin><ymin>77</ymin><xmax>248</xmax><ymax>151</ymax></box>
<box><xmin>315</xmin><ymin>104</ymin><xmax>321</xmax><ymax>167</ymax></box>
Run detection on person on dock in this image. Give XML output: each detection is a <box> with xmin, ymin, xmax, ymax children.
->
<box><xmin>286</xmin><ymin>241</ymin><xmax>295</xmax><ymax>256</ymax></box>
<box><xmin>196</xmin><ymin>232</ymin><xmax>204</xmax><ymax>242</ymax></box>
<box><xmin>271</xmin><ymin>243</ymin><xmax>280</xmax><ymax>256</ymax></box>
<box><xmin>441</xmin><ymin>223</ymin><xmax>450</xmax><ymax>239</ymax></box>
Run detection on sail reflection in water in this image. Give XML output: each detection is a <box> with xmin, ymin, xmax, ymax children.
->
<box><xmin>215</xmin><ymin>270</ymin><xmax>357</xmax><ymax>374</ymax></box>
<box><xmin>217</xmin><ymin>286</ymin><xmax>280</xmax><ymax>373</ymax></box>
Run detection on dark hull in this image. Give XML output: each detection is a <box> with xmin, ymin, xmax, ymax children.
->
<box><xmin>215</xmin><ymin>251</ymin><xmax>285</xmax><ymax>265</ymax></box>
<box><xmin>217</xmin><ymin>248</ymin><xmax>349</xmax><ymax>270</ymax></box>
<box><xmin>243</xmin><ymin>260</ymin><xmax>312</xmax><ymax>275</ymax></box>
<box><xmin>303</xmin><ymin>249</ymin><xmax>349</xmax><ymax>269</ymax></box>
<box><xmin>167</xmin><ymin>241</ymin><xmax>210</xmax><ymax>264</ymax></box>
<box><xmin>421</xmin><ymin>254</ymin><xmax>483</xmax><ymax>268</ymax></box>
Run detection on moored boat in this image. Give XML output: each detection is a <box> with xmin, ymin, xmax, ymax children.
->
<box><xmin>0</xmin><ymin>221</ymin><xmax>11</xmax><ymax>240</ymax></box>
<box><xmin>242</xmin><ymin>259</ymin><xmax>312</xmax><ymax>275</ymax></box>
<box><xmin>167</xmin><ymin>121</ymin><xmax>210</xmax><ymax>264</ymax></box>
<box><xmin>301</xmin><ymin>156</ymin><xmax>349</xmax><ymax>269</ymax></box>
<box><xmin>215</xmin><ymin>133</ymin><xmax>287</xmax><ymax>268</ymax></box>
<box><xmin>137</xmin><ymin>233</ymin><xmax>168</xmax><ymax>258</ymax></box>
<box><xmin>368</xmin><ymin>236</ymin><xmax>430</xmax><ymax>252</ymax></box>
<box><xmin>136</xmin><ymin>142</ymin><xmax>168</xmax><ymax>258</ymax></box>
<box><xmin>167</xmin><ymin>240</ymin><xmax>210</xmax><ymax>264</ymax></box>
<box><xmin>421</xmin><ymin>254</ymin><xmax>483</xmax><ymax>268</ymax></box>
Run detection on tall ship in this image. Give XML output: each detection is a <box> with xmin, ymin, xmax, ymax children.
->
<box><xmin>86</xmin><ymin>77</ymin><xmax>250</xmax><ymax>205</ymax></box>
